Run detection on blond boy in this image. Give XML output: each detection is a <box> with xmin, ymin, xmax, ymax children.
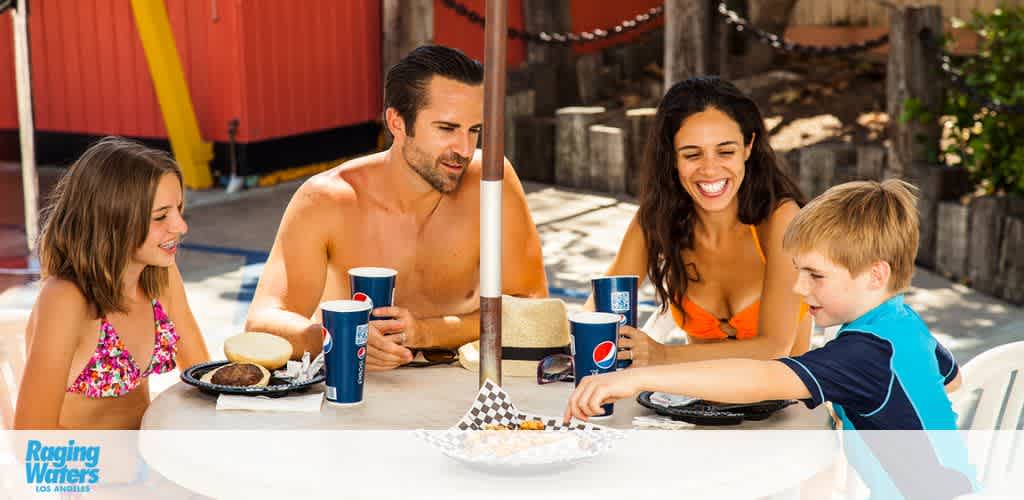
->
<box><xmin>565</xmin><ymin>180</ymin><xmax>975</xmax><ymax>498</ymax></box>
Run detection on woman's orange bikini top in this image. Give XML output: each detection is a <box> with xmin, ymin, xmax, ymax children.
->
<box><xmin>670</xmin><ymin>226</ymin><xmax>808</xmax><ymax>340</ymax></box>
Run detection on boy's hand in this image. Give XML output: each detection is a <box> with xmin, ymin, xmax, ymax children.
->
<box><xmin>563</xmin><ymin>371</ymin><xmax>640</xmax><ymax>423</ymax></box>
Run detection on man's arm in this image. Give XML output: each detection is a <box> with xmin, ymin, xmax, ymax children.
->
<box><xmin>245</xmin><ymin>177</ymin><xmax>340</xmax><ymax>359</ymax></box>
<box><xmin>500</xmin><ymin>159</ymin><xmax>549</xmax><ymax>298</ymax></box>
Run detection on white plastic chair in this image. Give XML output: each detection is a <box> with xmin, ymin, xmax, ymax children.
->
<box><xmin>951</xmin><ymin>340</ymin><xmax>1024</xmax><ymax>487</ymax></box>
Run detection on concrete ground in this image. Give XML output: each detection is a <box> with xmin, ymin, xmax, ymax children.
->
<box><xmin>1</xmin><ymin>176</ymin><xmax>1022</xmax><ymax>429</ymax></box>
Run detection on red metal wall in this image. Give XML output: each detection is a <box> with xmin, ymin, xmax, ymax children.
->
<box><xmin>0</xmin><ymin>0</ymin><xmax>380</xmax><ymax>144</ymax></box>
<box><xmin>235</xmin><ymin>0</ymin><xmax>381</xmax><ymax>142</ymax></box>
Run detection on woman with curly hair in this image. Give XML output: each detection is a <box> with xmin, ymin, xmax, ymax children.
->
<box><xmin>591</xmin><ymin>77</ymin><xmax>810</xmax><ymax>366</ymax></box>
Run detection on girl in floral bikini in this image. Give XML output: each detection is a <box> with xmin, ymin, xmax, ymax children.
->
<box><xmin>15</xmin><ymin>137</ymin><xmax>209</xmax><ymax>429</ymax></box>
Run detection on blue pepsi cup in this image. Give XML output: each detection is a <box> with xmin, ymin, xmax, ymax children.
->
<box><xmin>349</xmin><ymin>267</ymin><xmax>397</xmax><ymax>320</ymax></box>
<box><xmin>570</xmin><ymin>311</ymin><xmax>620</xmax><ymax>418</ymax></box>
<box><xmin>592</xmin><ymin>275</ymin><xmax>638</xmax><ymax>369</ymax></box>
<box><xmin>320</xmin><ymin>300</ymin><xmax>372</xmax><ymax>406</ymax></box>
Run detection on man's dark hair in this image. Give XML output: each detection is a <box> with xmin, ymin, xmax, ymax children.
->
<box><xmin>384</xmin><ymin>45</ymin><xmax>483</xmax><ymax>136</ymax></box>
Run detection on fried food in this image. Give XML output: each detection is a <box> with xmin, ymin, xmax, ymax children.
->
<box><xmin>481</xmin><ymin>420</ymin><xmax>546</xmax><ymax>431</ymax></box>
<box><xmin>518</xmin><ymin>420</ymin><xmax>546</xmax><ymax>430</ymax></box>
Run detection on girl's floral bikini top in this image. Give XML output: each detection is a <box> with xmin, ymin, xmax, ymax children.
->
<box><xmin>66</xmin><ymin>299</ymin><xmax>179</xmax><ymax>398</ymax></box>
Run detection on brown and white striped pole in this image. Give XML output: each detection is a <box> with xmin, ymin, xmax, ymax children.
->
<box><xmin>480</xmin><ymin>0</ymin><xmax>507</xmax><ymax>388</ymax></box>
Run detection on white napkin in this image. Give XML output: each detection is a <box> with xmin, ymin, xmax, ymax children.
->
<box><xmin>216</xmin><ymin>392</ymin><xmax>324</xmax><ymax>412</ymax></box>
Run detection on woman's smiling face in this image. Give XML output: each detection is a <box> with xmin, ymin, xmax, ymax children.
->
<box><xmin>673</xmin><ymin>107</ymin><xmax>752</xmax><ymax>214</ymax></box>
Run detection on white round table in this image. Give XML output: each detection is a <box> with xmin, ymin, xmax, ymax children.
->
<box><xmin>139</xmin><ymin>365</ymin><xmax>839</xmax><ymax>499</ymax></box>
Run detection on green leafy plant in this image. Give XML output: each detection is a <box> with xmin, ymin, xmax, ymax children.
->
<box><xmin>940</xmin><ymin>7</ymin><xmax>1024</xmax><ymax>196</ymax></box>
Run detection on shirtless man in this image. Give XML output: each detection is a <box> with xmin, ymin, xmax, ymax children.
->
<box><xmin>245</xmin><ymin>45</ymin><xmax>548</xmax><ymax>370</ymax></box>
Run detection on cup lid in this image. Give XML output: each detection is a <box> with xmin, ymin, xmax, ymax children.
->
<box><xmin>569</xmin><ymin>311</ymin><xmax>621</xmax><ymax>325</ymax></box>
<box><xmin>348</xmin><ymin>267</ymin><xmax>398</xmax><ymax>278</ymax></box>
<box><xmin>320</xmin><ymin>299</ymin><xmax>373</xmax><ymax>313</ymax></box>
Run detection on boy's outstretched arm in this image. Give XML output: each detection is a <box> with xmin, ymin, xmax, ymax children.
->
<box><xmin>564</xmin><ymin>359</ymin><xmax>812</xmax><ymax>422</ymax></box>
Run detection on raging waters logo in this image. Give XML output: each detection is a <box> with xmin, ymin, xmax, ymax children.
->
<box><xmin>24</xmin><ymin>440</ymin><xmax>100</xmax><ymax>494</ymax></box>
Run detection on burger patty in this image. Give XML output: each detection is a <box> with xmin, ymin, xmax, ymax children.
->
<box><xmin>211</xmin><ymin>363</ymin><xmax>265</xmax><ymax>386</ymax></box>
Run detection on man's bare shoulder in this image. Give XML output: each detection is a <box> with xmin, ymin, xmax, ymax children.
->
<box><xmin>293</xmin><ymin>152</ymin><xmax>387</xmax><ymax>210</ymax></box>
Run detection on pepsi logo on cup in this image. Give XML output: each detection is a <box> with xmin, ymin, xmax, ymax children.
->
<box><xmin>322</xmin><ymin>326</ymin><xmax>333</xmax><ymax>354</ymax></box>
<box><xmin>352</xmin><ymin>292</ymin><xmax>373</xmax><ymax>308</ymax></box>
<box><xmin>592</xmin><ymin>340</ymin><xmax>617</xmax><ymax>370</ymax></box>
<box><xmin>356</xmin><ymin>346</ymin><xmax>367</xmax><ymax>360</ymax></box>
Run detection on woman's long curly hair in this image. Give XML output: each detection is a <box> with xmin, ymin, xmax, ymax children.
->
<box><xmin>638</xmin><ymin>77</ymin><xmax>805</xmax><ymax>320</ymax></box>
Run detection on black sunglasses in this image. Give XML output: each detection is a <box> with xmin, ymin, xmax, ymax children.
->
<box><xmin>405</xmin><ymin>349</ymin><xmax>459</xmax><ymax>368</ymax></box>
<box><xmin>537</xmin><ymin>354</ymin><xmax>574</xmax><ymax>385</ymax></box>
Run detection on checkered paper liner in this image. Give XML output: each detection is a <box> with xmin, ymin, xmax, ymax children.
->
<box><xmin>415</xmin><ymin>380</ymin><xmax>626</xmax><ymax>468</ymax></box>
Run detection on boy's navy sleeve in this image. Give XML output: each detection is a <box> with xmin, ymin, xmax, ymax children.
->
<box><xmin>777</xmin><ymin>332</ymin><xmax>894</xmax><ymax>414</ymax></box>
<box><xmin>935</xmin><ymin>342</ymin><xmax>960</xmax><ymax>385</ymax></box>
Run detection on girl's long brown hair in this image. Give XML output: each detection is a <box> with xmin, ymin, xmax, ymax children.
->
<box><xmin>38</xmin><ymin>137</ymin><xmax>183</xmax><ymax>317</ymax></box>
<box><xmin>638</xmin><ymin>77</ymin><xmax>805</xmax><ymax>321</ymax></box>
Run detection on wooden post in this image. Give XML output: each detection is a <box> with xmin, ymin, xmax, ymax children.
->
<box><xmin>914</xmin><ymin>164</ymin><xmax>971</xmax><ymax>269</ymax></box>
<box><xmin>799</xmin><ymin>143</ymin><xmax>855</xmax><ymax>199</ymax></box>
<box><xmin>575</xmin><ymin>52</ymin><xmax>603</xmax><ymax>106</ymax></box>
<box><xmin>382</xmin><ymin>0</ymin><xmax>433</xmax><ymax>86</ymax></box>
<box><xmin>664</xmin><ymin>0</ymin><xmax>711</xmax><ymax>89</ymax></box>
<box><xmin>514</xmin><ymin>116</ymin><xmax>556</xmax><ymax>183</ymax></box>
<box><xmin>523</xmin><ymin>0</ymin><xmax>578</xmax><ymax>108</ymax></box>
<box><xmin>555</xmin><ymin>106</ymin><xmax>605</xmax><ymax>189</ymax></box>
<box><xmin>626</xmin><ymin>108</ymin><xmax>657</xmax><ymax>197</ymax></box>
<box><xmin>998</xmin><ymin>216</ymin><xmax>1024</xmax><ymax>305</ymax></box>
<box><xmin>589</xmin><ymin>125</ymin><xmax>628</xmax><ymax>194</ymax></box>
<box><xmin>856</xmin><ymin>145</ymin><xmax>886</xmax><ymax>181</ymax></box>
<box><xmin>706</xmin><ymin>0</ymin><xmax>726</xmax><ymax>78</ymax></box>
<box><xmin>504</xmin><ymin>90</ymin><xmax>535</xmax><ymax>167</ymax></box>
<box><xmin>733</xmin><ymin>0</ymin><xmax>799</xmax><ymax>77</ymax></box>
<box><xmin>886</xmin><ymin>6</ymin><xmax>943</xmax><ymax>182</ymax></box>
<box><xmin>966</xmin><ymin>196</ymin><xmax>1024</xmax><ymax>297</ymax></box>
<box><xmin>935</xmin><ymin>202</ymin><xmax>970</xmax><ymax>281</ymax></box>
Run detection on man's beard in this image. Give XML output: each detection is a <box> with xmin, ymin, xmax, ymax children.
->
<box><xmin>402</xmin><ymin>141</ymin><xmax>469</xmax><ymax>194</ymax></box>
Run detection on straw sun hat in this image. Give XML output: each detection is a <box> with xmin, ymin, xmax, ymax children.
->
<box><xmin>458</xmin><ymin>295</ymin><xmax>571</xmax><ymax>377</ymax></box>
